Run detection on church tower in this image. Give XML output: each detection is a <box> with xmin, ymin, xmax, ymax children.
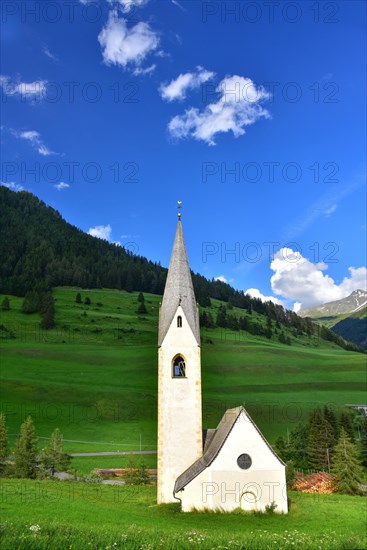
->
<box><xmin>157</xmin><ymin>208</ymin><xmax>203</xmax><ymax>504</ymax></box>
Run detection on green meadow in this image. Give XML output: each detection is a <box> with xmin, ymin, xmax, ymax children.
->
<box><xmin>0</xmin><ymin>287</ymin><xmax>366</xmax><ymax>549</ymax></box>
<box><xmin>0</xmin><ymin>480</ymin><xmax>366</xmax><ymax>549</ymax></box>
<box><xmin>0</xmin><ymin>287</ymin><xmax>365</xmax><ymax>461</ymax></box>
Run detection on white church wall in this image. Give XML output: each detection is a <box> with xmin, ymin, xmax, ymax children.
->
<box><xmin>212</xmin><ymin>410</ymin><xmax>284</xmax><ymax>471</ymax></box>
<box><xmin>178</xmin><ymin>410</ymin><xmax>288</xmax><ymax>513</ymax></box>
<box><xmin>158</xmin><ymin>305</ymin><xmax>203</xmax><ymax>503</ymax></box>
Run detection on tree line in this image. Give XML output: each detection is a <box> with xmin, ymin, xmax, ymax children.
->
<box><xmin>0</xmin><ymin>414</ymin><xmax>69</xmax><ymax>479</ymax></box>
<box><xmin>274</xmin><ymin>406</ymin><xmax>367</xmax><ymax>495</ymax></box>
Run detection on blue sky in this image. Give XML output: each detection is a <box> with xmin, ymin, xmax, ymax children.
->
<box><xmin>1</xmin><ymin>0</ymin><xmax>366</xmax><ymax>310</ymax></box>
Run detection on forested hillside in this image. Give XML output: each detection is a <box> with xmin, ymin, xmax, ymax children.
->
<box><xmin>0</xmin><ymin>186</ymin><xmax>364</xmax><ymax>353</ymax></box>
<box><xmin>332</xmin><ymin>308</ymin><xmax>367</xmax><ymax>349</ymax></box>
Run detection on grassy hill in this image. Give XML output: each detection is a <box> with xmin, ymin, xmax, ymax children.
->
<box><xmin>0</xmin><ymin>480</ymin><xmax>366</xmax><ymax>549</ymax></box>
<box><xmin>1</xmin><ymin>288</ymin><xmax>365</xmax><ymax>461</ymax></box>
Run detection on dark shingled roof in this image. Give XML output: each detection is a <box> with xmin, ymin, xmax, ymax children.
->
<box><xmin>158</xmin><ymin>219</ymin><xmax>200</xmax><ymax>346</ymax></box>
<box><xmin>174</xmin><ymin>406</ymin><xmax>285</xmax><ymax>493</ymax></box>
<box><xmin>203</xmin><ymin>429</ymin><xmax>216</xmax><ymax>453</ymax></box>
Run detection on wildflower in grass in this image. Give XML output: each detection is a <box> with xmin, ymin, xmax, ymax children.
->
<box><xmin>29</xmin><ymin>524</ymin><xmax>41</xmax><ymax>533</ymax></box>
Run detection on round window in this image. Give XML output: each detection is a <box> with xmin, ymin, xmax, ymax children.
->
<box><xmin>237</xmin><ymin>453</ymin><xmax>252</xmax><ymax>470</ymax></box>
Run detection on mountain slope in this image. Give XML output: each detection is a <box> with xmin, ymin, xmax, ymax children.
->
<box><xmin>0</xmin><ymin>186</ymin><xmax>364</xmax><ymax>354</ymax></box>
<box><xmin>298</xmin><ymin>291</ymin><xmax>367</xmax><ymax>350</ymax></box>
<box><xmin>332</xmin><ymin>307</ymin><xmax>367</xmax><ymax>349</ymax></box>
<box><xmin>0</xmin><ymin>187</ymin><xmax>253</xmax><ymax>307</ymax></box>
<box><xmin>299</xmin><ymin>290</ymin><xmax>367</xmax><ymax>319</ymax></box>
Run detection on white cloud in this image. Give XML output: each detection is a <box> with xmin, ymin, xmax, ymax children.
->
<box><xmin>98</xmin><ymin>9</ymin><xmax>159</xmax><ymax>73</ymax></box>
<box><xmin>0</xmin><ymin>75</ymin><xmax>47</xmax><ymax>99</ymax></box>
<box><xmin>112</xmin><ymin>0</ymin><xmax>149</xmax><ymax>11</ymax></box>
<box><xmin>160</xmin><ymin>66</ymin><xmax>215</xmax><ymax>102</ymax></box>
<box><xmin>88</xmin><ymin>224</ymin><xmax>112</xmax><ymax>240</ymax></box>
<box><xmin>168</xmin><ymin>75</ymin><xmax>271</xmax><ymax>145</ymax></box>
<box><xmin>171</xmin><ymin>0</ymin><xmax>185</xmax><ymax>11</ymax></box>
<box><xmin>133</xmin><ymin>63</ymin><xmax>156</xmax><ymax>76</ymax></box>
<box><xmin>245</xmin><ymin>288</ymin><xmax>285</xmax><ymax>307</ymax></box>
<box><xmin>43</xmin><ymin>44</ymin><xmax>58</xmax><ymax>62</ymax></box>
<box><xmin>215</xmin><ymin>275</ymin><xmax>228</xmax><ymax>283</ymax></box>
<box><xmin>15</xmin><ymin>130</ymin><xmax>56</xmax><ymax>156</ymax></box>
<box><xmin>54</xmin><ymin>182</ymin><xmax>70</xmax><ymax>191</ymax></box>
<box><xmin>325</xmin><ymin>204</ymin><xmax>337</xmax><ymax>216</ymax></box>
<box><xmin>0</xmin><ymin>181</ymin><xmax>24</xmax><ymax>192</ymax></box>
<box><xmin>270</xmin><ymin>248</ymin><xmax>367</xmax><ymax>309</ymax></box>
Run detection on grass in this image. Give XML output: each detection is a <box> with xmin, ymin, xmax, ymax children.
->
<box><xmin>0</xmin><ymin>287</ymin><xmax>366</xmax><ymax>458</ymax></box>
<box><xmin>0</xmin><ymin>288</ymin><xmax>366</xmax><ymax>548</ymax></box>
<box><xmin>70</xmin><ymin>454</ymin><xmax>157</xmax><ymax>475</ymax></box>
<box><xmin>0</xmin><ymin>480</ymin><xmax>366</xmax><ymax>549</ymax></box>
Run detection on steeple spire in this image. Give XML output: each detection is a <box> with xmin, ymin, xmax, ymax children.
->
<box><xmin>158</xmin><ymin>211</ymin><xmax>200</xmax><ymax>346</ymax></box>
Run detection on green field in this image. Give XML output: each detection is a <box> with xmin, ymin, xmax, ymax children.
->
<box><xmin>0</xmin><ymin>287</ymin><xmax>365</xmax><ymax>463</ymax></box>
<box><xmin>0</xmin><ymin>480</ymin><xmax>366</xmax><ymax>549</ymax></box>
<box><xmin>0</xmin><ymin>288</ymin><xmax>366</xmax><ymax>548</ymax></box>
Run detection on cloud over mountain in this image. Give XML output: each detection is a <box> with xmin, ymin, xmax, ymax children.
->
<box><xmin>270</xmin><ymin>248</ymin><xmax>367</xmax><ymax>309</ymax></box>
<box><xmin>88</xmin><ymin>224</ymin><xmax>113</xmax><ymax>241</ymax></box>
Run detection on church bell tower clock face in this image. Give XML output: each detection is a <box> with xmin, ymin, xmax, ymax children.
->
<box><xmin>157</xmin><ymin>206</ymin><xmax>203</xmax><ymax>504</ymax></box>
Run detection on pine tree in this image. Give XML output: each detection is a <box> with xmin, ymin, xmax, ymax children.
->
<box><xmin>0</xmin><ymin>413</ymin><xmax>8</xmax><ymax>475</ymax></box>
<box><xmin>39</xmin><ymin>428</ymin><xmax>70</xmax><ymax>476</ymax></box>
<box><xmin>199</xmin><ymin>311</ymin><xmax>208</xmax><ymax>327</ymax></box>
<box><xmin>207</xmin><ymin>312</ymin><xmax>215</xmax><ymax>328</ymax></box>
<box><xmin>1</xmin><ymin>297</ymin><xmax>10</xmax><ymax>311</ymax></box>
<box><xmin>324</xmin><ymin>405</ymin><xmax>339</xmax><ymax>440</ymax></box>
<box><xmin>76</xmin><ymin>292</ymin><xmax>82</xmax><ymax>304</ymax></box>
<box><xmin>40</xmin><ymin>292</ymin><xmax>55</xmax><ymax>329</ymax></box>
<box><xmin>360</xmin><ymin>416</ymin><xmax>367</xmax><ymax>467</ymax></box>
<box><xmin>137</xmin><ymin>301</ymin><xmax>147</xmax><ymax>314</ymax></box>
<box><xmin>274</xmin><ymin>436</ymin><xmax>291</xmax><ymax>463</ymax></box>
<box><xmin>332</xmin><ymin>428</ymin><xmax>364</xmax><ymax>495</ymax></box>
<box><xmin>125</xmin><ymin>272</ymin><xmax>134</xmax><ymax>293</ymax></box>
<box><xmin>288</xmin><ymin>422</ymin><xmax>309</xmax><ymax>469</ymax></box>
<box><xmin>307</xmin><ymin>408</ymin><xmax>334</xmax><ymax>471</ymax></box>
<box><xmin>239</xmin><ymin>316</ymin><xmax>248</xmax><ymax>331</ymax></box>
<box><xmin>340</xmin><ymin>411</ymin><xmax>355</xmax><ymax>441</ymax></box>
<box><xmin>124</xmin><ymin>456</ymin><xmax>138</xmax><ymax>484</ymax></box>
<box><xmin>198</xmin><ymin>294</ymin><xmax>211</xmax><ymax>307</ymax></box>
<box><xmin>136</xmin><ymin>459</ymin><xmax>150</xmax><ymax>485</ymax></box>
<box><xmin>84</xmin><ymin>296</ymin><xmax>91</xmax><ymax>305</ymax></box>
<box><xmin>216</xmin><ymin>305</ymin><xmax>227</xmax><ymax>328</ymax></box>
<box><xmin>13</xmin><ymin>416</ymin><xmax>38</xmax><ymax>478</ymax></box>
<box><xmin>138</xmin><ymin>292</ymin><xmax>145</xmax><ymax>303</ymax></box>
<box><xmin>278</xmin><ymin>332</ymin><xmax>286</xmax><ymax>344</ymax></box>
<box><xmin>21</xmin><ymin>291</ymin><xmax>41</xmax><ymax>314</ymax></box>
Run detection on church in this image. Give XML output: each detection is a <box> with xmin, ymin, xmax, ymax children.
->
<box><xmin>157</xmin><ymin>208</ymin><xmax>288</xmax><ymax>513</ymax></box>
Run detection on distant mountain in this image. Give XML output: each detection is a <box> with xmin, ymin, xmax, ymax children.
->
<box><xmin>299</xmin><ymin>291</ymin><xmax>367</xmax><ymax>350</ymax></box>
<box><xmin>299</xmin><ymin>290</ymin><xmax>367</xmax><ymax>319</ymax></box>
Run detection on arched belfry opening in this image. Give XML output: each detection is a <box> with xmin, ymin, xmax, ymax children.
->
<box><xmin>177</xmin><ymin>315</ymin><xmax>182</xmax><ymax>328</ymax></box>
<box><xmin>172</xmin><ymin>355</ymin><xmax>186</xmax><ymax>378</ymax></box>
